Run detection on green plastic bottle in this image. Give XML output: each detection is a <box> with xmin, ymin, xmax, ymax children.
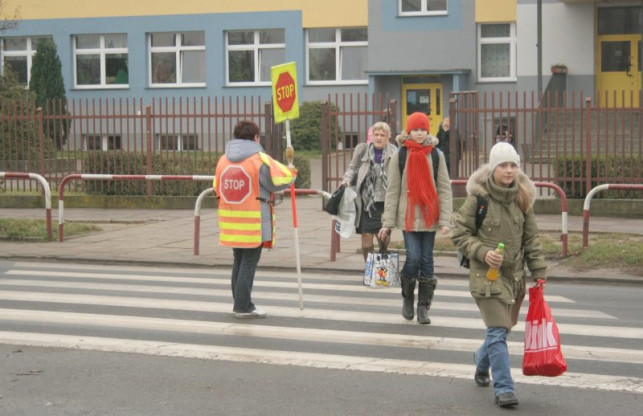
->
<box><xmin>486</xmin><ymin>243</ymin><xmax>505</xmax><ymax>281</ymax></box>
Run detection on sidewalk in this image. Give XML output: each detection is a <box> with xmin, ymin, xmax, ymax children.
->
<box><xmin>0</xmin><ymin>197</ymin><xmax>641</xmax><ymax>285</ymax></box>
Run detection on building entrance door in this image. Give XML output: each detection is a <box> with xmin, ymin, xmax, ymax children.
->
<box><xmin>597</xmin><ymin>35</ymin><xmax>641</xmax><ymax>107</ymax></box>
<box><xmin>596</xmin><ymin>6</ymin><xmax>642</xmax><ymax>107</ymax></box>
<box><xmin>401</xmin><ymin>82</ymin><xmax>443</xmax><ymax>135</ymax></box>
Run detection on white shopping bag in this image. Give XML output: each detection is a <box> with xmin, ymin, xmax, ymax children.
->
<box><xmin>333</xmin><ymin>186</ymin><xmax>357</xmax><ymax>239</ymax></box>
<box><xmin>363</xmin><ymin>250</ymin><xmax>400</xmax><ymax>288</ymax></box>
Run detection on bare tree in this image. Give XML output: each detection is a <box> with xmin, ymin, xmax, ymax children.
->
<box><xmin>0</xmin><ymin>0</ymin><xmax>20</xmax><ymax>32</ymax></box>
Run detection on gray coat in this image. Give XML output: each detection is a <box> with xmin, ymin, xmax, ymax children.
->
<box><xmin>342</xmin><ymin>142</ymin><xmax>397</xmax><ymax>228</ymax></box>
<box><xmin>451</xmin><ymin>165</ymin><xmax>547</xmax><ymax>329</ymax></box>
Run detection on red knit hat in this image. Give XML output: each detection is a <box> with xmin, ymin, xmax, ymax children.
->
<box><xmin>405</xmin><ymin>112</ymin><xmax>431</xmax><ymax>134</ymax></box>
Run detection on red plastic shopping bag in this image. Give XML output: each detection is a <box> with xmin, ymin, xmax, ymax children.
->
<box><xmin>522</xmin><ymin>280</ymin><xmax>567</xmax><ymax>377</ymax></box>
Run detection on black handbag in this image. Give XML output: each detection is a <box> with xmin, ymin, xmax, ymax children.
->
<box><xmin>323</xmin><ymin>184</ymin><xmax>346</xmax><ymax>215</ymax></box>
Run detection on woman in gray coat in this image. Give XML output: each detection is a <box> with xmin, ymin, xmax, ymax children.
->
<box><xmin>451</xmin><ymin>142</ymin><xmax>547</xmax><ymax>408</ymax></box>
<box><xmin>342</xmin><ymin>122</ymin><xmax>397</xmax><ymax>262</ymax></box>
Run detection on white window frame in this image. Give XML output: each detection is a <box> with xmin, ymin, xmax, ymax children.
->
<box><xmin>225</xmin><ymin>29</ymin><xmax>285</xmax><ymax>86</ymax></box>
<box><xmin>155</xmin><ymin>133</ymin><xmax>200</xmax><ymax>151</ymax></box>
<box><xmin>477</xmin><ymin>23</ymin><xmax>517</xmax><ymax>83</ymax></box>
<box><xmin>398</xmin><ymin>0</ymin><xmax>448</xmax><ymax>16</ymax></box>
<box><xmin>148</xmin><ymin>32</ymin><xmax>206</xmax><ymax>88</ymax></box>
<box><xmin>82</xmin><ymin>134</ymin><xmax>122</xmax><ymax>151</ymax></box>
<box><xmin>73</xmin><ymin>34</ymin><xmax>129</xmax><ymax>89</ymax></box>
<box><xmin>0</xmin><ymin>36</ymin><xmax>52</xmax><ymax>86</ymax></box>
<box><xmin>306</xmin><ymin>28</ymin><xmax>368</xmax><ymax>86</ymax></box>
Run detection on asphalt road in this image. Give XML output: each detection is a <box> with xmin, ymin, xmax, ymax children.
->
<box><xmin>0</xmin><ymin>260</ymin><xmax>641</xmax><ymax>416</ymax></box>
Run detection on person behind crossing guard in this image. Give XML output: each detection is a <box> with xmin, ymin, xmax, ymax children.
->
<box><xmin>377</xmin><ymin>112</ymin><xmax>453</xmax><ymax>325</ymax></box>
<box><xmin>214</xmin><ymin>120</ymin><xmax>295</xmax><ymax>319</ymax></box>
<box><xmin>450</xmin><ymin>142</ymin><xmax>547</xmax><ymax>408</ymax></box>
<box><xmin>341</xmin><ymin>121</ymin><xmax>397</xmax><ymax>265</ymax></box>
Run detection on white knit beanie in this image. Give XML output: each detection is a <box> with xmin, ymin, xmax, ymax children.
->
<box><xmin>489</xmin><ymin>142</ymin><xmax>520</xmax><ymax>172</ymax></box>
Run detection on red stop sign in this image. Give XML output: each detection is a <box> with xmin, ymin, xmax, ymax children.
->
<box><xmin>275</xmin><ymin>71</ymin><xmax>296</xmax><ymax>113</ymax></box>
<box><xmin>219</xmin><ymin>165</ymin><xmax>252</xmax><ymax>204</ymax></box>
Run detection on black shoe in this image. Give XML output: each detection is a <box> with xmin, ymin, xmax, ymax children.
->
<box><xmin>473</xmin><ymin>353</ymin><xmax>490</xmax><ymax>387</ymax></box>
<box><xmin>495</xmin><ymin>392</ymin><xmax>519</xmax><ymax>408</ymax></box>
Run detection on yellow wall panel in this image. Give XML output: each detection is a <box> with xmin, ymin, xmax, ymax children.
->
<box><xmin>475</xmin><ymin>0</ymin><xmax>516</xmax><ymax>22</ymax></box>
<box><xmin>3</xmin><ymin>0</ymin><xmax>367</xmax><ymax>27</ymax></box>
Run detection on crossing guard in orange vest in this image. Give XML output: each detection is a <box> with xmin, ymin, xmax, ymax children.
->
<box><xmin>214</xmin><ymin>120</ymin><xmax>295</xmax><ymax>319</ymax></box>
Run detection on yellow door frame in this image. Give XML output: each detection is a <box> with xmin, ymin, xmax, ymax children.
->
<box><xmin>401</xmin><ymin>82</ymin><xmax>443</xmax><ymax>135</ymax></box>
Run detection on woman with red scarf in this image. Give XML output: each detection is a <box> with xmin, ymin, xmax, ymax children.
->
<box><xmin>378</xmin><ymin>112</ymin><xmax>453</xmax><ymax>324</ymax></box>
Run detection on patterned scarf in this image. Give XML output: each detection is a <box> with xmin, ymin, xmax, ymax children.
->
<box><xmin>362</xmin><ymin>147</ymin><xmax>387</xmax><ymax>217</ymax></box>
<box><xmin>404</xmin><ymin>140</ymin><xmax>439</xmax><ymax>230</ymax></box>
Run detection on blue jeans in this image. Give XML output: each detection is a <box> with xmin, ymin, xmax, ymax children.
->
<box><xmin>401</xmin><ymin>231</ymin><xmax>436</xmax><ymax>280</ymax></box>
<box><xmin>475</xmin><ymin>327</ymin><xmax>514</xmax><ymax>396</ymax></box>
<box><xmin>231</xmin><ymin>246</ymin><xmax>263</xmax><ymax>313</ymax></box>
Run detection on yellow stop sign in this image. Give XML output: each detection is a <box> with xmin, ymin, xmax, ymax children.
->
<box><xmin>271</xmin><ymin>62</ymin><xmax>300</xmax><ymax>124</ymax></box>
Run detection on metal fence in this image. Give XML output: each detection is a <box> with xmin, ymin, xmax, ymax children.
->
<box><xmin>449</xmin><ymin>90</ymin><xmax>641</xmax><ymax>198</ymax></box>
<box><xmin>320</xmin><ymin>91</ymin><xmax>641</xmax><ymax>199</ymax></box>
<box><xmin>1</xmin><ymin>91</ymin><xmax>641</xmax><ymax>199</ymax></box>
<box><xmin>1</xmin><ymin>96</ymin><xmax>282</xmax><ymax>195</ymax></box>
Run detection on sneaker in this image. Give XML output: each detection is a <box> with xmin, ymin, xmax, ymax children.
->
<box><xmin>234</xmin><ymin>308</ymin><xmax>267</xmax><ymax>319</ymax></box>
<box><xmin>495</xmin><ymin>392</ymin><xmax>519</xmax><ymax>408</ymax></box>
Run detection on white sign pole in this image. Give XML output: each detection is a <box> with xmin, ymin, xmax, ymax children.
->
<box><xmin>285</xmin><ymin>119</ymin><xmax>304</xmax><ymax>310</ymax></box>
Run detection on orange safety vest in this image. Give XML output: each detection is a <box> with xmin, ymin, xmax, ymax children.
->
<box><xmin>214</xmin><ymin>152</ymin><xmax>293</xmax><ymax>248</ymax></box>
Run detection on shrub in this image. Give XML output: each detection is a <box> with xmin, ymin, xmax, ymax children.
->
<box><xmin>0</xmin><ymin>70</ymin><xmax>56</xmax><ymax>166</ymax></box>
<box><xmin>290</xmin><ymin>101</ymin><xmax>341</xmax><ymax>151</ymax></box>
<box><xmin>554</xmin><ymin>154</ymin><xmax>642</xmax><ymax>199</ymax></box>
<box><xmin>29</xmin><ymin>39</ymin><xmax>69</xmax><ymax>150</ymax></box>
<box><xmin>292</xmin><ymin>154</ymin><xmax>311</xmax><ymax>189</ymax></box>
<box><xmin>82</xmin><ymin>151</ymin><xmax>218</xmax><ymax>196</ymax></box>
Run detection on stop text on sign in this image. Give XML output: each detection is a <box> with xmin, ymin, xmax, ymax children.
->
<box><xmin>219</xmin><ymin>165</ymin><xmax>252</xmax><ymax>204</ymax></box>
<box><xmin>276</xmin><ymin>83</ymin><xmax>295</xmax><ymax>104</ymax></box>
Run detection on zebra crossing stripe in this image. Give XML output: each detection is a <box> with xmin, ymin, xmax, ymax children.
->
<box><xmin>0</xmin><ymin>331</ymin><xmax>640</xmax><ymax>394</ymax></box>
<box><xmin>0</xmin><ymin>308</ymin><xmax>640</xmax><ymax>364</ymax></box>
<box><xmin>5</xmin><ymin>269</ymin><xmax>576</xmax><ymax>303</ymax></box>
<box><xmin>0</xmin><ymin>278</ymin><xmax>611</xmax><ymax>319</ymax></box>
<box><xmin>0</xmin><ymin>290</ymin><xmax>640</xmax><ymax>339</ymax></box>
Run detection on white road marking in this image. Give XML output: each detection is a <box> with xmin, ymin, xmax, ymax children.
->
<box><xmin>4</xmin><ymin>269</ymin><xmax>576</xmax><ymax>303</ymax></box>
<box><xmin>0</xmin><ymin>308</ymin><xmax>639</xmax><ymax>364</ymax></box>
<box><xmin>0</xmin><ymin>290</ymin><xmax>638</xmax><ymax>339</ymax></box>
<box><xmin>0</xmin><ymin>331</ymin><xmax>640</xmax><ymax>394</ymax></box>
<box><xmin>0</xmin><ymin>278</ymin><xmax>610</xmax><ymax>318</ymax></box>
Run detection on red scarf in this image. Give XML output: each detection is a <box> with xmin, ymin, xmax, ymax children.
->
<box><xmin>404</xmin><ymin>140</ymin><xmax>439</xmax><ymax>230</ymax></box>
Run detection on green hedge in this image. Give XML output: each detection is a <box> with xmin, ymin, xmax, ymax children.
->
<box><xmin>81</xmin><ymin>151</ymin><xmax>310</xmax><ymax>196</ymax></box>
<box><xmin>554</xmin><ymin>155</ymin><xmax>641</xmax><ymax>199</ymax></box>
<box><xmin>82</xmin><ymin>152</ymin><xmax>218</xmax><ymax>196</ymax></box>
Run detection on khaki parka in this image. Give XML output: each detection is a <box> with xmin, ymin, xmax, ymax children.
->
<box><xmin>451</xmin><ymin>165</ymin><xmax>547</xmax><ymax>329</ymax></box>
<box><xmin>342</xmin><ymin>141</ymin><xmax>398</xmax><ymax>228</ymax></box>
<box><xmin>381</xmin><ymin>134</ymin><xmax>453</xmax><ymax>232</ymax></box>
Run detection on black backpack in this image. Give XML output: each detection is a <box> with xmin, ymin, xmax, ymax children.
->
<box><xmin>398</xmin><ymin>145</ymin><xmax>439</xmax><ymax>183</ymax></box>
<box><xmin>457</xmin><ymin>195</ymin><xmax>489</xmax><ymax>268</ymax></box>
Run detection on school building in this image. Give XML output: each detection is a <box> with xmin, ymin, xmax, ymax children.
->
<box><xmin>1</xmin><ymin>0</ymin><xmax>640</xmax><ymax>140</ymax></box>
